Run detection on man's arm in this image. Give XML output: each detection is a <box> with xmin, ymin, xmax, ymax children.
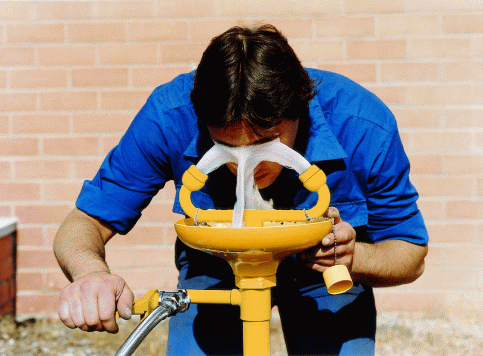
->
<box><xmin>53</xmin><ymin>208</ymin><xmax>134</xmax><ymax>333</ymax></box>
<box><xmin>300</xmin><ymin>208</ymin><xmax>428</xmax><ymax>287</ymax></box>
<box><xmin>352</xmin><ymin>239</ymin><xmax>427</xmax><ymax>287</ymax></box>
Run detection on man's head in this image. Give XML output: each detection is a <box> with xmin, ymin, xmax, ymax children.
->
<box><xmin>191</xmin><ymin>24</ymin><xmax>316</xmax><ymax>132</ymax></box>
<box><xmin>191</xmin><ymin>24</ymin><xmax>316</xmax><ymax>188</ymax></box>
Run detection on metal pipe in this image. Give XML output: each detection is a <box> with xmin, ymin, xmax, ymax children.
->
<box><xmin>115</xmin><ymin>290</ymin><xmax>190</xmax><ymax>356</ymax></box>
<box><xmin>114</xmin><ymin>303</ymin><xmax>174</xmax><ymax>356</ymax></box>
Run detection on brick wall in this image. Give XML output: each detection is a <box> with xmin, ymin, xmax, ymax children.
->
<box><xmin>0</xmin><ymin>1</ymin><xmax>481</xmax><ymax>319</ymax></box>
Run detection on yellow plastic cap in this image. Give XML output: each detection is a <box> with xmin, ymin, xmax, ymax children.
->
<box><xmin>323</xmin><ymin>265</ymin><xmax>353</xmax><ymax>295</ymax></box>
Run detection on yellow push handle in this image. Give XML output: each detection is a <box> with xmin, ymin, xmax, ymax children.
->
<box><xmin>116</xmin><ymin>289</ymin><xmax>160</xmax><ymax>321</ymax></box>
<box><xmin>179</xmin><ymin>164</ymin><xmax>330</xmax><ymax>226</ymax></box>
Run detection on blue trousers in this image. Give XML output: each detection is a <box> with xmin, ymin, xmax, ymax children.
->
<box><xmin>167</xmin><ymin>240</ymin><xmax>376</xmax><ymax>355</ymax></box>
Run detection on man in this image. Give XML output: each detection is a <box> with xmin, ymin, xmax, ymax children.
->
<box><xmin>54</xmin><ymin>25</ymin><xmax>428</xmax><ymax>355</ymax></box>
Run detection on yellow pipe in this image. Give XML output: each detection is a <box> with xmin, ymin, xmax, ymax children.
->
<box><xmin>243</xmin><ymin>321</ymin><xmax>270</xmax><ymax>356</ymax></box>
<box><xmin>186</xmin><ymin>289</ymin><xmax>241</xmax><ymax>305</ymax></box>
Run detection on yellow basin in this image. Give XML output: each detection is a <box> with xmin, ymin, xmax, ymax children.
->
<box><xmin>174</xmin><ymin>217</ymin><xmax>333</xmax><ymax>259</ymax></box>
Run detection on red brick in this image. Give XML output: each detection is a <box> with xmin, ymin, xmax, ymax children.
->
<box><xmin>110</xmin><ymin>225</ymin><xmax>164</xmax><ymax>246</ymax></box>
<box><xmin>0</xmin><ymin>161</ymin><xmax>11</xmax><ymax>179</ymax></box>
<box><xmin>0</xmin><ymin>93</ymin><xmax>36</xmax><ymax>112</ymax></box>
<box><xmin>407</xmin><ymin>154</ymin><xmax>442</xmax><ymax>174</ymax></box>
<box><xmin>71</xmin><ymin>68</ymin><xmax>129</xmax><ymax>88</ymax></box>
<box><xmin>0</xmin><ymin>47</ymin><xmax>35</xmax><ymax>66</ymax></box>
<box><xmin>132</xmin><ymin>66</ymin><xmax>191</xmax><ymax>87</ymax></box>
<box><xmin>14</xmin><ymin>204</ymin><xmax>72</xmax><ymax>224</ymax></box>
<box><xmin>445</xmin><ymin>155</ymin><xmax>483</xmax><ymax>174</ymax></box>
<box><xmin>219</xmin><ymin>0</ymin><xmax>341</xmax><ymax>16</ymax></box>
<box><xmin>0</xmin><ymin>183</ymin><xmax>40</xmax><ymax>201</ymax></box>
<box><xmin>410</xmin><ymin>84</ymin><xmax>483</xmax><ymax>106</ymax></box>
<box><xmin>68</xmin><ymin>22</ymin><xmax>126</xmax><ymax>42</ymax></box>
<box><xmin>378</xmin><ymin>14</ymin><xmax>440</xmax><ymax>35</ymax></box>
<box><xmin>44</xmin><ymin>182</ymin><xmax>83</xmax><ymax>201</ymax></box>
<box><xmin>159</xmin><ymin>42</ymin><xmax>209</xmax><ymax>63</ymax></box>
<box><xmin>96</xmin><ymin>1</ymin><xmax>154</xmax><ymax>18</ymax></box>
<box><xmin>44</xmin><ymin>271</ymin><xmax>69</xmax><ymax>291</ymax></box>
<box><xmin>367</xmin><ymin>86</ymin><xmax>407</xmax><ymax>105</ymax></box>
<box><xmin>290</xmin><ymin>40</ymin><xmax>344</xmax><ymax>62</ymax></box>
<box><xmin>38</xmin><ymin>45</ymin><xmax>96</xmax><ymax>66</ymax></box>
<box><xmin>11</xmin><ymin>69</ymin><xmax>68</xmax><ymax>89</ymax></box>
<box><xmin>7</xmin><ymin>24</ymin><xmax>64</xmax><ymax>43</ymax></box>
<box><xmin>417</xmin><ymin>200</ymin><xmax>445</xmax><ymax>220</ymax></box>
<box><xmin>0</xmin><ymin>1</ymin><xmax>36</xmax><ymax>21</ymax></box>
<box><xmin>166</xmin><ymin>225</ymin><xmax>177</xmax><ymax>245</ymax></box>
<box><xmin>114</xmin><ymin>268</ymin><xmax>167</xmax><ymax>290</ymax></box>
<box><xmin>43</xmin><ymin>137</ymin><xmax>100</xmax><ymax>156</ymax></box>
<box><xmin>190</xmin><ymin>19</ymin><xmax>249</xmax><ymax>41</ymax></box>
<box><xmin>317</xmin><ymin>63</ymin><xmax>376</xmax><ymax>83</ymax></box>
<box><xmin>348</xmin><ymin>40</ymin><xmax>406</xmax><ymax>59</ymax></box>
<box><xmin>138</xmin><ymin>202</ymin><xmax>184</xmax><ymax>224</ymax></box>
<box><xmin>316</xmin><ymin>16</ymin><xmax>374</xmax><ymax>37</ymax></box>
<box><xmin>99</xmin><ymin>43</ymin><xmax>157</xmax><ymax>64</ymax></box>
<box><xmin>412</xmin><ymin>131</ymin><xmax>472</xmax><ymax>154</ymax></box>
<box><xmin>72</xmin><ymin>112</ymin><xmax>132</xmax><ymax>133</ymax></box>
<box><xmin>408</xmin><ymin>38</ymin><xmax>472</xmax><ymax>59</ymax></box>
<box><xmin>392</xmin><ymin>108</ymin><xmax>440</xmax><ymax>129</ymax></box>
<box><xmin>444</xmin><ymin>245</ymin><xmax>483</xmax><ymax>267</ymax></box>
<box><xmin>346</xmin><ymin>0</ymin><xmax>404</xmax><ymax>13</ymax></box>
<box><xmin>411</xmin><ymin>176</ymin><xmax>474</xmax><ymax>198</ymax></box>
<box><xmin>130</xmin><ymin>20</ymin><xmax>188</xmax><ymax>41</ymax></box>
<box><xmin>426</xmin><ymin>223</ymin><xmax>475</xmax><ymax>243</ymax></box>
<box><xmin>443</xmin><ymin>14</ymin><xmax>483</xmax><ymax>34</ymax></box>
<box><xmin>0</xmin><ymin>138</ymin><xmax>39</xmax><ymax>156</ymax></box>
<box><xmin>102</xmin><ymin>136</ymin><xmax>122</xmax><ymax>154</ymax></box>
<box><xmin>17</xmin><ymin>272</ymin><xmax>44</xmax><ymax>291</ymax></box>
<box><xmin>447</xmin><ymin>200</ymin><xmax>483</xmax><ymax>220</ymax></box>
<box><xmin>443</xmin><ymin>60</ymin><xmax>483</xmax><ymax>81</ymax></box>
<box><xmin>0</xmin><ymin>71</ymin><xmax>6</xmax><ymax>89</ymax></box>
<box><xmin>0</xmin><ymin>115</ymin><xmax>8</xmax><ymax>134</ymax></box>
<box><xmin>73</xmin><ymin>159</ymin><xmax>103</xmax><ymax>179</ymax></box>
<box><xmin>156</xmin><ymin>0</ymin><xmax>216</xmax><ymax>17</ymax></box>
<box><xmin>17</xmin><ymin>293</ymin><xmax>60</xmax><ymax>314</ymax></box>
<box><xmin>17</xmin><ymin>227</ymin><xmax>44</xmax><ymax>246</ymax></box>
<box><xmin>15</xmin><ymin>160</ymin><xmax>70</xmax><ymax>179</ymax></box>
<box><xmin>100</xmin><ymin>90</ymin><xmax>150</xmax><ymax>110</ymax></box>
<box><xmin>265</xmin><ymin>19</ymin><xmax>314</xmax><ymax>39</ymax></box>
<box><xmin>17</xmin><ymin>249</ymin><xmax>58</xmax><ymax>269</ymax></box>
<box><xmin>12</xmin><ymin>114</ymin><xmax>70</xmax><ymax>134</ymax></box>
<box><xmin>40</xmin><ymin>91</ymin><xmax>97</xmax><ymax>111</ymax></box>
<box><xmin>37</xmin><ymin>1</ymin><xmax>93</xmax><ymax>20</ymax></box>
<box><xmin>380</xmin><ymin>63</ymin><xmax>440</xmax><ymax>82</ymax></box>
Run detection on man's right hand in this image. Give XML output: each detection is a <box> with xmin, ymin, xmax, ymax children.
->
<box><xmin>58</xmin><ymin>272</ymin><xmax>134</xmax><ymax>333</ymax></box>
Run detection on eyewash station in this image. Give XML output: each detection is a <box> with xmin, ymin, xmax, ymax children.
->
<box><xmin>115</xmin><ymin>139</ymin><xmax>353</xmax><ymax>356</ymax></box>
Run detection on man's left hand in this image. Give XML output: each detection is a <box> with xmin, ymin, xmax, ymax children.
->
<box><xmin>299</xmin><ymin>207</ymin><xmax>356</xmax><ymax>273</ymax></box>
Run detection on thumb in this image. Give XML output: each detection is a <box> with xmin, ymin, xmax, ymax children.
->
<box><xmin>116</xmin><ymin>283</ymin><xmax>134</xmax><ymax>320</ymax></box>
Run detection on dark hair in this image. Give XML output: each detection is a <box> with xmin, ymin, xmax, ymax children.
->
<box><xmin>190</xmin><ymin>24</ymin><xmax>317</xmax><ymax>131</ymax></box>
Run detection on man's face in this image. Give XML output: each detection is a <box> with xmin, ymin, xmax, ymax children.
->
<box><xmin>207</xmin><ymin>119</ymin><xmax>299</xmax><ymax>189</ymax></box>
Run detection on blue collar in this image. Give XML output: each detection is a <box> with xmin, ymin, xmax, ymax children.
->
<box><xmin>183</xmin><ymin>97</ymin><xmax>347</xmax><ymax>163</ymax></box>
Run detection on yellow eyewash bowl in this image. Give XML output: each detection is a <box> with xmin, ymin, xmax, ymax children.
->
<box><xmin>115</xmin><ymin>164</ymin><xmax>353</xmax><ymax>356</ymax></box>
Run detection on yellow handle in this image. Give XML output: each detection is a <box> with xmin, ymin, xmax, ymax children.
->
<box><xmin>179</xmin><ymin>164</ymin><xmax>330</xmax><ymax>227</ymax></box>
<box><xmin>116</xmin><ymin>289</ymin><xmax>160</xmax><ymax>321</ymax></box>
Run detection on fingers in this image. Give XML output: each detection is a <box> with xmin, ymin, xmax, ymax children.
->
<box><xmin>58</xmin><ymin>274</ymin><xmax>129</xmax><ymax>334</ymax></box>
<box><xmin>324</xmin><ymin>206</ymin><xmax>341</xmax><ymax>224</ymax></box>
<box><xmin>116</xmin><ymin>284</ymin><xmax>134</xmax><ymax>320</ymax></box>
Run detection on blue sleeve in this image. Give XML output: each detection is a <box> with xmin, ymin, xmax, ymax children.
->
<box><xmin>76</xmin><ymin>89</ymin><xmax>173</xmax><ymax>234</ymax></box>
<box><xmin>366</xmin><ymin>126</ymin><xmax>428</xmax><ymax>245</ymax></box>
